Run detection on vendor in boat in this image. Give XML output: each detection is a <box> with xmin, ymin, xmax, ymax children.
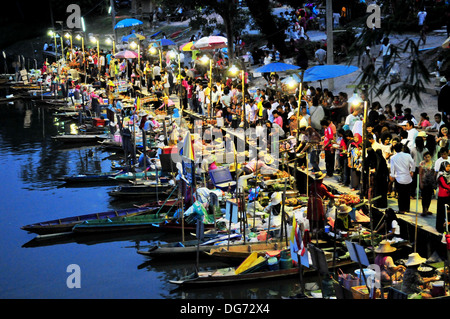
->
<box><xmin>138</xmin><ymin>149</ymin><xmax>152</xmax><ymax>170</ymax></box>
<box><xmin>236</xmin><ymin>151</ymin><xmax>279</xmax><ymax>178</ymax></box>
<box><xmin>263</xmin><ymin>191</ymin><xmax>283</xmax><ymax>226</ymax></box>
<box><xmin>401</xmin><ymin>252</ymin><xmax>440</xmax><ymax>296</ymax></box>
<box><xmin>307</xmin><ymin>171</ymin><xmax>336</xmax><ymax>231</ymax></box>
<box><xmin>374</xmin><ymin>240</ymin><xmax>406</xmax><ymax>286</ymax></box>
<box><xmin>334</xmin><ymin>204</ymin><xmax>353</xmax><ymax>232</ymax></box>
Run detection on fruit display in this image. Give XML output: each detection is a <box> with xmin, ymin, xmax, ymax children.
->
<box><xmin>339</xmin><ymin>194</ymin><xmax>361</xmax><ymax>205</ymax></box>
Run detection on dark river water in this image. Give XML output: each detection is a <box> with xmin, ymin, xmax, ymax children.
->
<box><xmin>0</xmin><ymin>97</ymin><xmax>310</xmax><ymax>300</ymax></box>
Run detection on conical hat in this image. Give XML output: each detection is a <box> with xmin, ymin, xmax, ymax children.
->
<box><xmin>405</xmin><ymin>252</ymin><xmax>427</xmax><ymax>267</ymax></box>
<box><xmin>374</xmin><ymin>240</ymin><xmax>397</xmax><ymax>253</ymax></box>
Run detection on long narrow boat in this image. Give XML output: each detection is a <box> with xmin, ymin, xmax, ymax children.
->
<box><xmin>111</xmin><ymin>171</ymin><xmax>170</xmax><ymax>182</ymax></box>
<box><xmin>203</xmin><ymin>241</ymin><xmax>289</xmax><ymax>264</ymax></box>
<box><xmin>108</xmin><ymin>183</ymin><xmax>174</xmax><ymax>198</ymax></box>
<box><xmin>71</xmin><ymin>213</ymin><xmax>169</xmax><ymax>233</ymax></box>
<box><xmin>51</xmin><ymin>133</ymin><xmax>110</xmax><ymax>144</ymax></box>
<box><xmin>21</xmin><ymin>206</ymin><xmax>158</xmax><ymax>235</ymax></box>
<box><xmin>169</xmin><ymin>258</ymin><xmax>357</xmax><ymax>288</ymax></box>
<box><xmin>136</xmin><ymin>233</ymin><xmax>242</xmax><ymax>259</ymax></box>
<box><xmin>57</xmin><ymin>171</ymin><xmax>124</xmax><ymax>184</ymax></box>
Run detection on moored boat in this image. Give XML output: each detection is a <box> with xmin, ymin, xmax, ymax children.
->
<box><xmin>51</xmin><ymin>133</ymin><xmax>110</xmax><ymax>144</ymax></box>
<box><xmin>21</xmin><ymin>206</ymin><xmax>157</xmax><ymax>235</ymax></box>
<box><xmin>71</xmin><ymin>213</ymin><xmax>169</xmax><ymax>233</ymax></box>
<box><xmin>57</xmin><ymin>171</ymin><xmax>124</xmax><ymax>184</ymax></box>
<box><xmin>136</xmin><ymin>233</ymin><xmax>242</xmax><ymax>259</ymax></box>
<box><xmin>108</xmin><ymin>183</ymin><xmax>174</xmax><ymax>198</ymax></box>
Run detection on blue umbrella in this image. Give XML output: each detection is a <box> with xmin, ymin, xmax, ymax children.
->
<box><xmin>254</xmin><ymin>62</ymin><xmax>301</xmax><ymax>73</ymax></box>
<box><xmin>114</xmin><ymin>18</ymin><xmax>143</xmax><ymax>29</ymax></box>
<box><xmin>158</xmin><ymin>38</ymin><xmax>176</xmax><ymax>46</ymax></box>
<box><xmin>302</xmin><ymin>64</ymin><xmax>359</xmax><ymax>82</ymax></box>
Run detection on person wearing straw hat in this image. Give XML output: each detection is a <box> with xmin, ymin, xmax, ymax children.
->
<box><xmin>334</xmin><ymin>204</ymin><xmax>353</xmax><ymax>232</ymax></box>
<box><xmin>401</xmin><ymin>252</ymin><xmax>439</xmax><ymax>295</ymax></box>
<box><xmin>374</xmin><ymin>240</ymin><xmax>405</xmax><ymax>285</ymax></box>
<box><xmin>307</xmin><ymin>171</ymin><xmax>337</xmax><ymax>231</ymax></box>
<box><xmin>237</xmin><ymin>151</ymin><xmax>279</xmax><ymax>177</ymax></box>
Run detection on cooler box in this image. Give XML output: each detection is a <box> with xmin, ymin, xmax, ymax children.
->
<box><xmin>93</xmin><ymin>118</ymin><xmax>106</xmax><ymax>127</ymax></box>
<box><xmin>162</xmin><ymin>146</ymin><xmax>178</xmax><ymax>154</ymax></box>
<box><xmin>209</xmin><ymin>167</ymin><xmax>236</xmax><ymax>192</ymax></box>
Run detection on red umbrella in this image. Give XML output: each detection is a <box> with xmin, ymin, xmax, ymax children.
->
<box><xmin>114</xmin><ymin>50</ymin><xmax>138</xmax><ymax>59</ymax></box>
<box><xmin>194</xmin><ymin>36</ymin><xmax>228</xmax><ymax>50</ymax></box>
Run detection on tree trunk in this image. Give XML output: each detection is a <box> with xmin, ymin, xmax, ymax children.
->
<box><xmin>245</xmin><ymin>0</ymin><xmax>288</xmax><ymax>56</ymax></box>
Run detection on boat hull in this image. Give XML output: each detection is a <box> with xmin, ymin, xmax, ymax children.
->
<box><xmin>21</xmin><ymin>207</ymin><xmax>157</xmax><ymax>235</ymax></box>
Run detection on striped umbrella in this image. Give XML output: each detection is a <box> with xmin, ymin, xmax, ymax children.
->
<box><xmin>181</xmin><ymin>131</ymin><xmax>195</xmax><ymax>161</ymax></box>
<box><xmin>179</xmin><ymin>41</ymin><xmax>196</xmax><ymax>51</ymax></box>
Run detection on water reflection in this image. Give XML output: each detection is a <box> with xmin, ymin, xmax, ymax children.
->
<box><xmin>1</xmin><ymin>98</ymin><xmax>313</xmax><ymax>299</ymax></box>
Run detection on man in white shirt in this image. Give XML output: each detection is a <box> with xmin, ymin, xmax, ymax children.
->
<box><xmin>390</xmin><ymin>143</ymin><xmax>415</xmax><ymax>214</ymax></box>
<box><xmin>153</xmin><ymin>63</ymin><xmax>161</xmax><ymax>81</ymax></box>
<box><xmin>246</xmin><ymin>99</ymin><xmax>258</xmax><ymax>125</ymax></box>
<box><xmin>315</xmin><ymin>45</ymin><xmax>327</xmax><ymax>65</ymax></box>
<box><xmin>402</xmin><ymin>120</ymin><xmax>418</xmax><ymax>148</ymax></box>
<box><xmin>428</xmin><ymin>113</ymin><xmax>445</xmax><ymax>131</ymax></box>
<box><xmin>268</xmin><ymin>96</ymin><xmax>279</xmax><ymax>123</ymax></box>
<box><xmin>345</xmin><ymin>106</ymin><xmax>362</xmax><ymax>131</ymax></box>
<box><xmin>418</xmin><ymin>9</ymin><xmax>427</xmax><ymax>27</ymax></box>
<box><xmin>435</xmin><ymin>148</ymin><xmax>449</xmax><ymax>172</ymax></box>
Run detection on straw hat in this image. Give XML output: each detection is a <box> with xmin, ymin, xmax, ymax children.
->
<box><xmin>405</xmin><ymin>252</ymin><xmax>427</xmax><ymax>267</ymax></box>
<box><xmin>374</xmin><ymin>240</ymin><xmax>397</xmax><ymax>254</ymax></box>
<box><xmin>417</xmin><ymin>131</ymin><xmax>427</xmax><ymax>137</ymax></box>
<box><xmin>313</xmin><ymin>171</ymin><xmax>326</xmax><ymax>180</ymax></box>
<box><xmin>337</xmin><ymin>204</ymin><xmax>352</xmax><ymax>215</ymax></box>
<box><xmin>138</xmin><ymin>110</ymin><xmax>148</xmax><ymax>117</ymax></box>
<box><xmin>270</xmin><ymin>192</ymin><xmax>282</xmax><ymax>205</ymax></box>
<box><xmin>264</xmin><ymin>154</ymin><xmax>274</xmax><ymax>165</ymax></box>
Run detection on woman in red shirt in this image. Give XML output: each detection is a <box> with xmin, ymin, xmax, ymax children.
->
<box><xmin>307</xmin><ymin>171</ymin><xmax>335</xmax><ymax>231</ymax></box>
<box><xmin>436</xmin><ymin>161</ymin><xmax>450</xmax><ymax>233</ymax></box>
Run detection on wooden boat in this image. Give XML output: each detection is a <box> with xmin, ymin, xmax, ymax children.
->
<box><xmin>57</xmin><ymin>171</ymin><xmax>124</xmax><ymax>184</ymax></box>
<box><xmin>169</xmin><ymin>257</ymin><xmax>356</xmax><ymax>288</ymax></box>
<box><xmin>71</xmin><ymin>213</ymin><xmax>169</xmax><ymax>233</ymax></box>
<box><xmin>203</xmin><ymin>241</ymin><xmax>288</xmax><ymax>264</ymax></box>
<box><xmin>51</xmin><ymin>133</ymin><xmax>110</xmax><ymax>144</ymax></box>
<box><xmin>111</xmin><ymin>171</ymin><xmax>170</xmax><ymax>182</ymax></box>
<box><xmin>21</xmin><ymin>206</ymin><xmax>157</xmax><ymax>235</ymax></box>
<box><xmin>108</xmin><ymin>183</ymin><xmax>174</xmax><ymax>198</ymax></box>
<box><xmin>136</xmin><ymin>233</ymin><xmax>242</xmax><ymax>259</ymax></box>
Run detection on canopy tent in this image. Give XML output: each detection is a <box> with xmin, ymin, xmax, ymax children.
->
<box><xmin>114</xmin><ymin>18</ymin><xmax>143</xmax><ymax>29</ymax></box>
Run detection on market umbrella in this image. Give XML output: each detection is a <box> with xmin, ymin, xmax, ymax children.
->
<box><xmin>179</xmin><ymin>41</ymin><xmax>196</xmax><ymax>51</ymax></box>
<box><xmin>254</xmin><ymin>62</ymin><xmax>301</xmax><ymax>73</ymax></box>
<box><xmin>194</xmin><ymin>36</ymin><xmax>227</xmax><ymax>50</ymax></box>
<box><xmin>114</xmin><ymin>18</ymin><xmax>143</xmax><ymax>29</ymax></box>
<box><xmin>302</xmin><ymin>64</ymin><xmax>359</xmax><ymax>82</ymax></box>
<box><xmin>122</xmin><ymin>33</ymin><xmax>146</xmax><ymax>42</ymax></box>
<box><xmin>158</xmin><ymin>38</ymin><xmax>176</xmax><ymax>46</ymax></box>
<box><xmin>443</xmin><ymin>36</ymin><xmax>450</xmax><ymax>49</ymax></box>
<box><xmin>114</xmin><ymin>50</ymin><xmax>138</xmax><ymax>59</ymax></box>
<box><xmin>181</xmin><ymin>131</ymin><xmax>195</xmax><ymax>161</ymax></box>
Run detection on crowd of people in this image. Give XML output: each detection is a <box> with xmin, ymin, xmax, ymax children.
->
<box><xmin>180</xmin><ymin>74</ymin><xmax>450</xmax><ymax>236</ymax></box>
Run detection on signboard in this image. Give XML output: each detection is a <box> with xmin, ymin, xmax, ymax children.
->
<box><xmin>182</xmin><ymin>160</ymin><xmax>194</xmax><ymax>184</ymax></box>
<box><xmin>115</xmin><ymin>80</ymin><xmax>128</xmax><ymax>93</ymax></box>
